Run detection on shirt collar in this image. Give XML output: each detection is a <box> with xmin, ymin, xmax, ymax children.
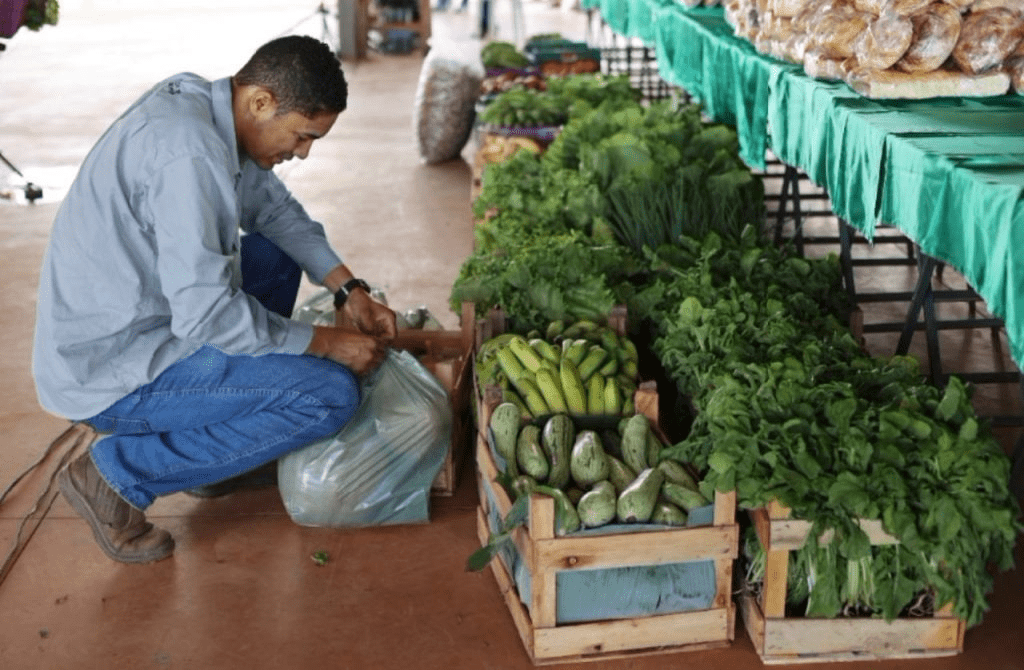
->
<box><xmin>211</xmin><ymin>77</ymin><xmax>242</xmax><ymax>179</ymax></box>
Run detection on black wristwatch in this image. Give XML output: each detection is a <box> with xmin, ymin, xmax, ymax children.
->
<box><xmin>333</xmin><ymin>278</ymin><xmax>371</xmax><ymax>309</ymax></box>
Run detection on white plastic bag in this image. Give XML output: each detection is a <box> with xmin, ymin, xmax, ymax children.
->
<box><xmin>277</xmin><ymin>349</ymin><xmax>451</xmax><ymax>527</ymax></box>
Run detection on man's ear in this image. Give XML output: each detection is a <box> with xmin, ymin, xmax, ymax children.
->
<box><xmin>248</xmin><ymin>87</ymin><xmax>278</xmax><ymax>120</ymax></box>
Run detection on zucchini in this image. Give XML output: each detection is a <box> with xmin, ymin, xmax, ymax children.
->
<box><xmin>534</xmin><ymin>484</ymin><xmax>581</xmax><ymax>536</ymax></box>
<box><xmin>489</xmin><ymin>402</ymin><xmax>521</xmax><ymax>476</ymax></box>
<box><xmin>541</xmin><ymin>413</ymin><xmax>575</xmax><ymax>489</ymax></box>
<box><xmin>569</xmin><ymin>430</ymin><xmax>610</xmax><ymax>488</ymax></box>
<box><xmin>620</xmin><ymin>413</ymin><xmax>651</xmax><ymax>474</ymax></box>
<box><xmin>616</xmin><ymin>467</ymin><xmax>665</xmax><ymax>523</ymax></box>
<box><xmin>516</xmin><ymin>424</ymin><xmax>549</xmax><ymax>481</ymax></box>
<box><xmin>576</xmin><ymin>481</ymin><xmax>617</xmax><ymax>528</ymax></box>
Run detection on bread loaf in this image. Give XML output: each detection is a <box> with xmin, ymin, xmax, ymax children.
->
<box><xmin>816</xmin><ymin>8</ymin><xmax>872</xmax><ymax>58</ymax></box>
<box><xmin>853</xmin><ymin>0</ymin><xmax>887</xmax><ymax>14</ymax></box>
<box><xmin>951</xmin><ymin>8</ymin><xmax>1024</xmax><ymax>75</ymax></box>
<box><xmin>971</xmin><ymin>0</ymin><xmax>1023</xmax><ymax>16</ymax></box>
<box><xmin>895</xmin><ymin>3</ymin><xmax>962</xmax><ymax>73</ymax></box>
<box><xmin>783</xmin><ymin>31</ymin><xmax>813</xmax><ymax>62</ymax></box>
<box><xmin>793</xmin><ymin>0</ymin><xmax>847</xmax><ymax>33</ymax></box>
<box><xmin>804</xmin><ymin>48</ymin><xmax>851</xmax><ymax>79</ymax></box>
<box><xmin>1007</xmin><ymin>55</ymin><xmax>1024</xmax><ymax>93</ymax></box>
<box><xmin>848</xmin><ymin>66</ymin><xmax>1010</xmax><ymax>97</ymax></box>
<box><xmin>855</xmin><ymin>10</ymin><xmax>915</xmax><ymax>70</ymax></box>
<box><xmin>889</xmin><ymin>0</ymin><xmax>934</xmax><ymax>15</ymax></box>
<box><xmin>771</xmin><ymin>0</ymin><xmax>809</xmax><ymax>18</ymax></box>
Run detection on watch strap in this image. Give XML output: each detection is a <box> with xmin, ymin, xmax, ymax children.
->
<box><xmin>333</xmin><ymin>278</ymin><xmax>371</xmax><ymax>309</ymax></box>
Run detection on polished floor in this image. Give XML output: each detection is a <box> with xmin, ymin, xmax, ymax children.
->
<box><xmin>0</xmin><ymin>1</ymin><xmax>1022</xmax><ymax>669</ymax></box>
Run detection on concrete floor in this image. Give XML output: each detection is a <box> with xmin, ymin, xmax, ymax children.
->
<box><xmin>0</xmin><ymin>1</ymin><xmax>1022</xmax><ymax>669</ymax></box>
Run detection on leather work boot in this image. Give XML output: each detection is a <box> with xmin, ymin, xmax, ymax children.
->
<box><xmin>58</xmin><ymin>452</ymin><xmax>175</xmax><ymax>564</ymax></box>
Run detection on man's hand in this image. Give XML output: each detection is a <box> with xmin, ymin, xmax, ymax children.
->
<box><xmin>337</xmin><ymin>289</ymin><xmax>398</xmax><ymax>339</ymax></box>
<box><xmin>305</xmin><ymin>326</ymin><xmax>388</xmax><ymax>376</ymax></box>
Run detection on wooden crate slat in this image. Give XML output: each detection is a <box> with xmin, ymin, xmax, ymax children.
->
<box><xmin>532</xmin><ymin>523</ymin><xmax>738</xmax><ymax>571</ymax></box>
<box><xmin>742</xmin><ymin>500</ymin><xmax>966</xmax><ymax>664</ymax></box>
<box><xmin>742</xmin><ymin>590</ymin><xmax>963</xmax><ymax>664</ymax></box>
<box><xmin>532</xmin><ymin>607</ymin><xmax>732</xmax><ymax>660</ymax></box>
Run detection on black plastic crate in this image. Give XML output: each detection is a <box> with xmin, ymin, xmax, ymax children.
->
<box><xmin>599</xmin><ymin>45</ymin><xmax>680</xmax><ymax>103</ymax></box>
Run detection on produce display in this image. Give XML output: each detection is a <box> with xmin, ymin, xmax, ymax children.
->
<box><xmin>463</xmin><ymin>30</ymin><xmax>1021</xmax><ymax>632</ymax></box>
<box><xmin>475</xmin><ymin>318</ymin><xmax>641</xmax><ymax>418</ymax></box>
<box><xmin>477</xmin><ymin>72</ymin><xmax>640</xmax><ymax>129</ymax></box>
<box><xmin>455</xmin><ymin>94</ymin><xmax>764</xmax><ymax>332</ymax></box>
<box><xmin>488</xmin><ymin>408</ymin><xmax>710</xmax><ymax>531</ymax></box>
<box><xmin>721</xmin><ymin>0</ymin><xmax>1024</xmax><ymax>97</ymax></box>
<box><xmin>480</xmin><ymin>40</ymin><xmax>530</xmax><ymax>69</ymax></box>
<box><xmin>479</xmin><ymin>70</ymin><xmax>546</xmax><ymax>96</ymax></box>
<box><xmin>627</xmin><ymin>227</ymin><xmax>1022</xmax><ymax>626</ymax></box>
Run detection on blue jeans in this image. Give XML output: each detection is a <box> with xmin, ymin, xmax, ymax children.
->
<box><xmin>86</xmin><ymin>233</ymin><xmax>359</xmax><ymax>510</ymax></box>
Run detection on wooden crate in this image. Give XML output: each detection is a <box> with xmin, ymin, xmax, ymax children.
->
<box><xmin>741</xmin><ymin>499</ymin><xmax>966</xmax><ymax>665</ymax></box>
<box><xmin>474</xmin><ymin>384</ymin><xmax>739</xmax><ymax>665</ymax></box>
<box><xmin>391</xmin><ymin>302</ymin><xmax>475</xmax><ymax>496</ymax></box>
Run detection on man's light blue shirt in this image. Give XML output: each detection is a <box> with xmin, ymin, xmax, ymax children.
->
<box><xmin>33</xmin><ymin>74</ymin><xmax>343</xmax><ymax>419</ymax></box>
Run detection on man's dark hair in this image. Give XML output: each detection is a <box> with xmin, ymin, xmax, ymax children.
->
<box><xmin>234</xmin><ymin>35</ymin><xmax>347</xmax><ymax>117</ymax></box>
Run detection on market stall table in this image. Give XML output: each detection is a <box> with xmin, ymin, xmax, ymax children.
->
<box><xmin>587</xmin><ymin>0</ymin><xmax>1024</xmax><ymax>373</ymax></box>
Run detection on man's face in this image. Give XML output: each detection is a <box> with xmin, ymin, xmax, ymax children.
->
<box><xmin>239</xmin><ymin>97</ymin><xmax>338</xmax><ymax>170</ymax></box>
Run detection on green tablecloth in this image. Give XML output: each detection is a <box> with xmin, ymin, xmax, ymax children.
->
<box><xmin>583</xmin><ymin>0</ymin><xmax>669</xmax><ymax>45</ymax></box>
<box><xmin>590</xmin><ymin>0</ymin><xmax>1024</xmax><ymax>367</ymax></box>
<box><xmin>653</xmin><ymin>5</ymin><xmax>784</xmax><ymax>169</ymax></box>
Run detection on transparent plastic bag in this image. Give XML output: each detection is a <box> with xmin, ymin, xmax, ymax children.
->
<box><xmin>277</xmin><ymin>349</ymin><xmax>451</xmax><ymax>527</ymax></box>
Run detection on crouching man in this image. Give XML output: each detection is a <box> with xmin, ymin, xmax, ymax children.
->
<box><xmin>32</xmin><ymin>35</ymin><xmax>396</xmax><ymax>564</ymax></box>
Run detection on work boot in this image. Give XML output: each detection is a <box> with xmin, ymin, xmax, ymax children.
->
<box><xmin>58</xmin><ymin>452</ymin><xmax>174</xmax><ymax>564</ymax></box>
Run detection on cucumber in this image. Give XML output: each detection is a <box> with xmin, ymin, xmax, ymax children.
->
<box><xmin>541</xmin><ymin>413</ymin><xmax>575</xmax><ymax>490</ymax></box>
<box><xmin>620</xmin><ymin>414</ymin><xmax>651</xmax><ymax>474</ymax></box>
<box><xmin>535</xmin><ymin>367</ymin><xmax>569</xmax><ymax>415</ymax></box>
<box><xmin>534</xmin><ymin>484</ymin><xmax>581</xmax><ymax>536</ymax></box>
<box><xmin>657</xmin><ymin>459</ymin><xmax>700</xmax><ymax>491</ymax></box>
<box><xmin>516</xmin><ymin>424</ymin><xmax>549</xmax><ymax>481</ymax></box>
<box><xmin>509</xmin><ymin>336</ymin><xmax>544</xmax><ymax>373</ymax></box>
<box><xmin>576</xmin><ymin>346</ymin><xmax>608</xmax><ymax>383</ymax></box>
<box><xmin>603</xmin><ymin>376</ymin><xmax>622</xmax><ymax>415</ymax></box>
<box><xmin>564</xmin><ymin>339</ymin><xmax>589</xmax><ymax>367</ymax></box>
<box><xmin>545</xmin><ymin>320</ymin><xmax>565</xmax><ymax>341</ymax></box>
<box><xmin>597</xmin><ymin>356</ymin><xmax>619</xmax><ymax>378</ymax></box>
<box><xmin>489</xmin><ymin>402</ymin><xmax>521</xmax><ymax>476</ymax></box>
<box><xmin>559</xmin><ymin>358</ymin><xmax>588</xmax><ymax>416</ymax></box>
<box><xmin>569</xmin><ymin>430</ymin><xmax>610</xmax><ymax>488</ymax></box>
<box><xmin>576</xmin><ymin>480</ymin><xmax>616</xmax><ymax>528</ymax></box>
<box><xmin>531</xmin><ymin>338</ymin><xmax>561</xmax><ymax>365</ymax></box>
<box><xmin>616</xmin><ymin>467</ymin><xmax>665</xmax><ymax>523</ymax></box>
<box><xmin>662</xmin><ymin>481</ymin><xmax>711</xmax><ymax>512</ymax></box>
<box><xmin>587</xmin><ymin>374</ymin><xmax>605</xmax><ymax>415</ymax></box>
